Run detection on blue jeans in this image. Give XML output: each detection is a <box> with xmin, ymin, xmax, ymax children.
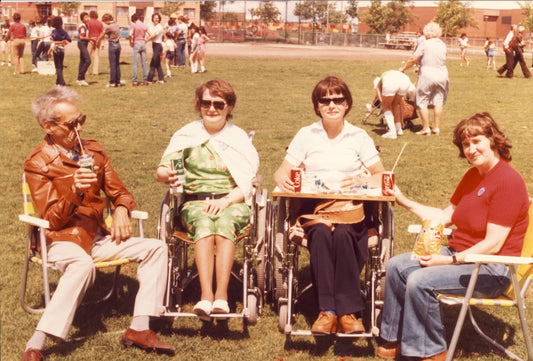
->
<box><xmin>108</xmin><ymin>41</ymin><xmax>121</xmax><ymax>85</ymax></box>
<box><xmin>380</xmin><ymin>247</ymin><xmax>511</xmax><ymax>358</ymax></box>
<box><xmin>176</xmin><ymin>38</ymin><xmax>186</xmax><ymax>66</ymax></box>
<box><xmin>132</xmin><ymin>42</ymin><xmax>147</xmax><ymax>84</ymax></box>
<box><xmin>36</xmin><ymin>41</ymin><xmax>50</xmax><ymax>61</ymax></box>
<box><xmin>148</xmin><ymin>42</ymin><xmax>164</xmax><ymax>82</ymax></box>
<box><xmin>77</xmin><ymin>41</ymin><xmax>91</xmax><ymax>81</ymax></box>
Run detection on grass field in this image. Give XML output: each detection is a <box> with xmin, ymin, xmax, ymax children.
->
<box><xmin>1</xmin><ymin>46</ymin><xmax>533</xmax><ymax>361</ymax></box>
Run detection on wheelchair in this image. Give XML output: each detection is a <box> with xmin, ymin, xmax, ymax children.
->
<box><xmin>272</xmin><ymin>195</ymin><xmax>394</xmax><ymax>338</ymax></box>
<box><xmin>157</xmin><ymin>186</ymin><xmax>268</xmax><ymax>327</ymax></box>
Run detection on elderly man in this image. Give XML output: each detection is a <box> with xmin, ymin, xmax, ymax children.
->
<box><xmin>22</xmin><ymin>86</ymin><xmax>174</xmax><ymax>361</ymax></box>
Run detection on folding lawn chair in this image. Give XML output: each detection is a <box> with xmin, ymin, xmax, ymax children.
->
<box><xmin>19</xmin><ymin>173</ymin><xmax>148</xmax><ymax>314</ymax></box>
<box><xmin>408</xmin><ymin>201</ymin><xmax>533</xmax><ymax>361</ymax></box>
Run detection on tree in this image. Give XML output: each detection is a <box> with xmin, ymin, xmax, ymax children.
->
<box><xmin>518</xmin><ymin>1</ymin><xmax>533</xmax><ymax>32</ymax></box>
<box><xmin>249</xmin><ymin>1</ymin><xmax>281</xmax><ymax>23</ymax></box>
<box><xmin>434</xmin><ymin>0</ymin><xmax>478</xmax><ymax>38</ymax></box>
<box><xmin>221</xmin><ymin>12</ymin><xmax>239</xmax><ymax>22</ymax></box>
<box><xmin>161</xmin><ymin>1</ymin><xmax>184</xmax><ymax>17</ymax></box>
<box><xmin>57</xmin><ymin>2</ymin><xmax>80</xmax><ymax>16</ymax></box>
<box><xmin>361</xmin><ymin>1</ymin><xmax>416</xmax><ymax>34</ymax></box>
<box><xmin>346</xmin><ymin>0</ymin><xmax>359</xmax><ymax>21</ymax></box>
<box><xmin>200</xmin><ymin>1</ymin><xmax>217</xmax><ymax>23</ymax></box>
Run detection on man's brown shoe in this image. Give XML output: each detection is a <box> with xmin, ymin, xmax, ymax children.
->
<box><xmin>421</xmin><ymin>350</ymin><xmax>447</xmax><ymax>361</ymax></box>
<box><xmin>377</xmin><ymin>342</ymin><xmax>401</xmax><ymax>359</ymax></box>
<box><xmin>337</xmin><ymin>314</ymin><xmax>365</xmax><ymax>334</ymax></box>
<box><xmin>310</xmin><ymin>311</ymin><xmax>337</xmax><ymax>335</ymax></box>
<box><xmin>21</xmin><ymin>348</ymin><xmax>43</xmax><ymax>361</ymax></box>
<box><xmin>121</xmin><ymin>328</ymin><xmax>175</xmax><ymax>355</ymax></box>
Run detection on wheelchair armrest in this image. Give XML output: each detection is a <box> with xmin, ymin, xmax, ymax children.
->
<box><xmin>18</xmin><ymin>214</ymin><xmax>49</xmax><ymax>229</ymax></box>
<box><xmin>463</xmin><ymin>254</ymin><xmax>533</xmax><ymax>266</ymax></box>
<box><xmin>407</xmin><ymin>224</ymin><xmax>453</xmax><ymax>236</ymax></box>
<box><xmin>131</xmin><ymin>210</ymin><xmax>148</xmax><ymax>220</ymax></box>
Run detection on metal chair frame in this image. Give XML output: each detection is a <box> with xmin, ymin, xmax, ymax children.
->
<box><xmin>19</xmin><ymin>173</ymin><xmax>148</xmax><ymax>314</ymax></box>
<box><xmin>157</xmin><ymin>186</ymin><xmax>268</xmax><ymax>327</ymax></box>
<box><xmin>273</xmin><ymin>197</ymin><xmax>395</xmax><ymax>338</ymax></box>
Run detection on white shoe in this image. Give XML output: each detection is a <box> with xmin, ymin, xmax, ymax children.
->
<box><xmin>157</xmin><ymin>80</ymin><xmax>165</xmax><ymax>84</ymax></box>
<box><xmin>382</xmin><ymin>131</ymin><xmax>397</xmax><ymax>139</ymax></box>
<box><xmin>32</xmin><ymin>67</ymin><xmax>38</xmax><ymax>72</ymax></box>
<box><xmin>212</xmin><ymin>299</ymin><xmax>230</xmax><ymax>314</ymax></box>
<box><xmin>0</xmin><ymin>62</ymin><xmax>4</xmax><ymax>66</ymax></box>
<box><xmin>396</xmin><ymin>128</ymin><xmax>403</xmax><ymax>136</ymax></box>
<box><xmin>105</xmin><ymin>83</ymin><xmax>116</xmax><ymax>87</ymax></box>
<box><xmin>366</xmin><ymin>103</ymin><xmax>373</xmax><ymax>113</ymax></box>
<box><xmin>193</xmin><ymin>300</ymin><xmax>212</xmax><ymax>321</ymax></box>
<box><xmin>432</xmin><ymin>128</ymin><xmax>440</xmax><ymax>135</ymax></box>
<box><xmin>77</xmin><ymin>80</ymin><xmax>89</xmax><ymax>86</ymax></box>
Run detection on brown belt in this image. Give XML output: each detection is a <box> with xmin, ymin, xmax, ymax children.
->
<box><xmin>185</xmin><ymin>193</ymin><xmax>229</xmax><ymax>202</ymax></box>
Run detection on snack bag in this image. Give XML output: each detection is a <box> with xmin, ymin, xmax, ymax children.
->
<box><xmin>412</xmin><ymin>219</ymin><xmax>444</xmax><ymax>258</ymax></box>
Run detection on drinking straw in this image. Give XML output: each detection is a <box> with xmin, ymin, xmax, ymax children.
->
<box><xmin>74</xmin><ymin>128</ymin><xmax>86</xmax><ymax>155</ymax></box>
<box><xmin>391</xmin><ymin>142</ymin><xmax>408</xmax><ymax>172</ymax></box>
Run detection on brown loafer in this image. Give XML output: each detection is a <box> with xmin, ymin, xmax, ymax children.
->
<box><xmin>337</xmin><ymin>314</ymin><xmax>365</xmax><ymax>334</ymax></box>
<box><xmin>377</xmin><ymin>342</ymin><xmax>401</xmax><ymax>359</ymax></box>
<box><xmin>421</xmin><ymin>350</ymin><xmax>447</xmax><ymax>361</ymax></box>
<box><xmin>310</xmin><ymin>311</ymin><xmax>337</xmax><ymax>335</ymax></box>
<box><xmin>121</xmin><ymin>328</ymin><xmax>175</xmax><ymax>355</ymax></box>
<box><xmin>21</xmin><ymin>348</ymin><xmax>43</xmax><ymax>361</ymax></box>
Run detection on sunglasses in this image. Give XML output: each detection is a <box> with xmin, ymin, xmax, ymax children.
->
<box><xmin>318</xmin><ymin>97</ymin><xmax>346</xmax><ymax>105</ymax></box>
<box><xmin>200</xmin><ymin>100</ymin><xmax>227</xmax><ymax>111</ymax></box>
<box><xmin>58</xmin><ymin>114</ymin><xmax>86</xmax><ymax>130</ymax></box>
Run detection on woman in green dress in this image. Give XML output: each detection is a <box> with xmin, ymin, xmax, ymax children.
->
<box><xmin>156</xmin><ymin>79</ymin><xmax>259</xmax><ymax>319</ymax></box>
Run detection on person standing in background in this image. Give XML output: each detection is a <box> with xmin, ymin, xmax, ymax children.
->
<box><xmin>5</xmin><ymin>12</ymin><xmax>26</xmax><ymax>74</ymax></box>
<box><xmin>35</xmin><ymin>17</ymin><xmax>51</xmax><ymax>62</ymax></box>
<box><xmin>146</xmin><ymin>13</ymin><xmax>165</xmax><ymax>84</ymax></box>
<box><xmin>497</xmin><ymin>25</ymin><xmax>517</xmax><ymax>78</ymax></box>
<box><xmin>176</xmin><ymin>16</ymin><xmax>188</xmax><ymax>68</ymax></box>
<box><xmin>87</xmin><ymin>11</ymin><xmax>103</xmax><ymax>76</ymax></box>
<box><xmin>510</xmin><ymin>26</ymin><xmax>531</xmax><ymax>79</ymax></box>
<box><xmin>30</xmin><ymin>20</ymin><xmax>41</xmax><ymax>72</ymax></box>
<box><xmin>99</xmin><ymin>13</ymin><xmax>122</xmax><ymax>88</ymax></box>
<box><xmin>76</xmin><ymin>12</ymin><xmax>93</xmax><ymax>86</ymax></box>
<box><xmin>49</xmin><ymin>16</ymin><xmax>71</xmax><ymax>86</ymax></box>
<box><xmin>130</xmin><ymin>13</ymin><xmax>149</xmax><ymax>86</ymax></box>
<box><xmin>1</xmin><ymin>18</ymin><xmax>12</xmax><ymax>67</ymax></box>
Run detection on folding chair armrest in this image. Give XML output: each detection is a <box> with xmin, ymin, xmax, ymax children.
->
<box><xmin>463</xmin><ymin>253</ymin><xmax>533</xmax><ymax>266</ymax></box>
<box><xmin>131</xmin><ymin>210</ymin><xmax>148</xmax><ymax>220</ymax></box>
<box><xmin>18</xmin><ymin>214</ymin><xmax>49</xmax><ymax>229</ymax></box>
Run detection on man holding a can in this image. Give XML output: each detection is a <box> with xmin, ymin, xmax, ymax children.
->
<box><xmin>21</xmin><ymin>86</ymin><xmax>174</xmax><ymax>361</ymax></box>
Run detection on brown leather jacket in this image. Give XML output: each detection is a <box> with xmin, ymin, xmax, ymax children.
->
<box><xmin>24</xmin><ymin>135</ymin><xmax>136</xmax><ymax>253</ymax></box>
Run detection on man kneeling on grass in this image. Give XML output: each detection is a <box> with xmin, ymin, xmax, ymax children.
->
<box><xmin>21</xmin><ymin>86</ymin><xmax>174</xmax><ymax>361</ymax></box>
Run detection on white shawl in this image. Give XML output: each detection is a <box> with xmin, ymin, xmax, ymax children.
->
<box><xmin>162</xmin><ymin>120</ymin><xmax>259</xmax><ymax>204</ymax></box>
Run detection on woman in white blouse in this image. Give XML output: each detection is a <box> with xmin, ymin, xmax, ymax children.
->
<box><xmin>146</xmin><ymin>13</ymin><xmax>164</xmax><ymax>83</ymax></box>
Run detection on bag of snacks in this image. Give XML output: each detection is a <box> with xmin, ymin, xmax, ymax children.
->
<box><xmin>412</xmin><ymin>219</ymin><xmax>444</xmax><ymax>259</ymax></box>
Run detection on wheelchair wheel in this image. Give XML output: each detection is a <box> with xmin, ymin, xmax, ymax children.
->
<box><xmin>278</xmin><ymin>301</ymin><xmax>289</xmax><ymax>334</ymax></box>
<box><xmin>255</xmin><ymin>189</ymin><xmax>269</xmax><ymax>294</ymax></box>
<box><xmin>246</xmin><ymin>293</ymin><xmax>259</xmax><ymax>326</ymax></box>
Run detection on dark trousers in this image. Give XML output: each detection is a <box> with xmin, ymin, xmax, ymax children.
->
<box><xmin>176</xmin><ymin>38</ymin><xmax>186</xmax><ymax>66</ymax></box>
<box><xmin>307</xmin><ymin>222</ymin><xmax>368</xmax><ymax>316</ymax></box>
<box><xmin>36</xmin><ymin>41</ymin><xmax>50</xmax><ymax>61</ymax></box>
<box><xmin>512</xmin><ymin>50</ymin><xmax>531</xmax><ymax>78</ymax></box>
<box><xmin>498</xmin><ymin>50</ymin><xmax>515</xmax><ymax>78</ymax></box>
<box><xmin>31</xmin><ymin>39</ymin><xmax>39</xmax><ymax>66</ymax></box>
<box><xmin>77</xmin><ymin>41</ymin><xmax>91</xmax><ymax>81</ymax></box>
<box><xmin>53</xmin><ymin>50</ymin><xmax>65</xmax><ymax>86</ymax></box>
<box><xmin>108</xmin><ymin>41</ymin><xmax>121</xmax><ymax>85</ymax></box>
<box><xmin>148</xmin><ymin>42</ymin><xmax>164</xmax><ymax>82</ymax></box>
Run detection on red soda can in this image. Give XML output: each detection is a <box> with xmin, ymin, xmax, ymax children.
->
<box><xmin>290</xmin><ymin>168</ymin><xmax>302</xmax><ymax>192</ymax></box>
<box><xmin>382</xmin><ymin>171</ymin><xmax>395</xmax><ymax>195</ymax></box>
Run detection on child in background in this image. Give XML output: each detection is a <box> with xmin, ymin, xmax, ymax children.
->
<box><xmin>163</xmin><ymin>31</ymin><xmax>176</xmax><ymax>78</ymax></box>
<box><xmin>30</xmin><ymin>20</ymin><xmax>41</xmax><ymax>72</ymax></box>
<box><xmin>486</xmin><ymin>39</ymin><xmax>496</xmax><ymax>70</ymax></box>
<box><xmin>50</xmin><ymin>16</ymin><xmax>71</xmax><ymax>86</ymax></box>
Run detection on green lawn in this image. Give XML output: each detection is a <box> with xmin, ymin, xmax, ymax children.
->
<box><xmin>1</xmin><ymin>49</ymin><xmax>532</xmax><ymax>361</ymax></box>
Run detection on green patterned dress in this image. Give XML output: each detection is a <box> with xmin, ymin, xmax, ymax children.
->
<box><xmin>161</xmin><ymin>141</ymin><xmax>251</xmax><ymax>243</ymax></box>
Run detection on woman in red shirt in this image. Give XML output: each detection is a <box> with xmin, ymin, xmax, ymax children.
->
<box><xmin>5</xmin><ymin>12</ymin><xmax>26</xmax><ymax>74</ymax></box>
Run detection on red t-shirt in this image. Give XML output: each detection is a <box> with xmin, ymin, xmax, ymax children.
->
<box><xmin>450</xmin><ymin>160</ymin><xmax>529</xmax><ymax>256</ymax></box>
<box><xmin>7</xmin><ymin>22</ymin><xmax>27</xmax><ymax>39</ymax></box>
<box><xmin>87</xmin><ymin>18</ymin><xmax>103</xmax><ymax>38</ymax></box>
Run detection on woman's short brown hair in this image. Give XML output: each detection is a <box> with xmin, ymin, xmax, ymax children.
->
<box><xmin>194</xmin><ymin>79</ymin><xmax>237</xmax><ymax>120</ymax></box>
<box><xmin>311</xmin><ymin>76</ymin><xmax>353</xmax><ymax>117</ymax></box>
<box><xmin>453</xmin><ymin>112</ymin><xmax>512</xmax><ymax>161</ymax></box>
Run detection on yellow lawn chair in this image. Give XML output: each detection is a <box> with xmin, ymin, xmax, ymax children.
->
<box><xmin>19</xmin><ymin>173</ymin><xmax>148</xmax><ymax>314</ymax></box>
<box><xmin>410</xmin><ymin>202</ymin><xmax>533</xmax><ymax>361</ymax></box>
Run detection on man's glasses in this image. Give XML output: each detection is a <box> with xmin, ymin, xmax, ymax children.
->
<box><xmin>317</xmin><ymin>97</ymin><xmax>346</xmax><ymax>105</ymax></box>
<box><xmin>200</xmin><ymin>100</ymin><xmax>227</xmax><ymax>111</ymax></box>
<box><xmin>58</xmin><ymin>114</ymin><xmax>86</xmax><ymax>130</ymax></box>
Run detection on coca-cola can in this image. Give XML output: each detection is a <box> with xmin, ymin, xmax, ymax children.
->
<box><xmin>382</xmin><ymin>171</ymin><xmax>395</xmax><ymax>195</ymax></box>
<box><xmin>290</xmin><ymin>168</ymin><xmax>302</xmax><ymax>192</ymax></box>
